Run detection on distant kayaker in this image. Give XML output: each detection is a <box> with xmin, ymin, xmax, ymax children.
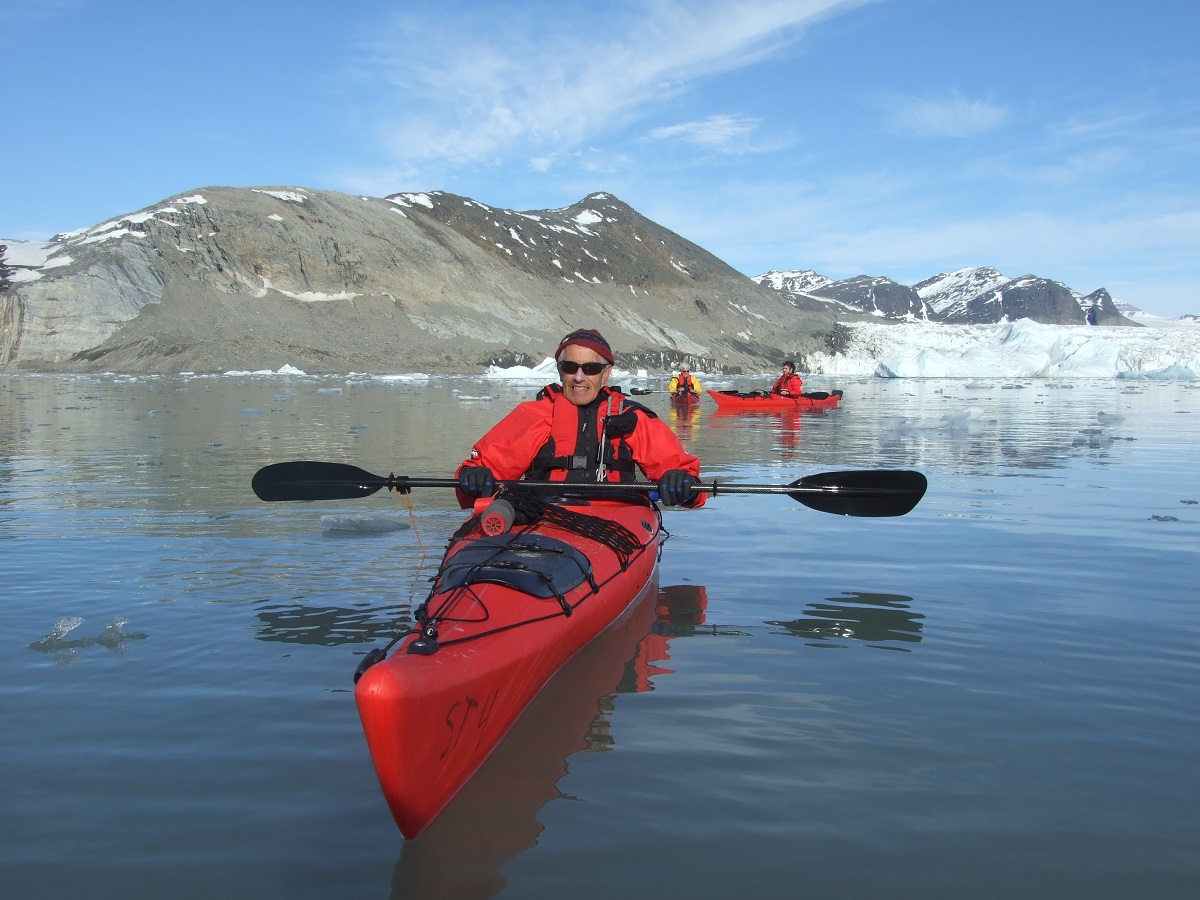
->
<box><xmin>668</xmin><ymin>364</ymin><xmax>701</xmax><ymax>397</ymax></box>
<box><xmin>456</xmin><ymin>328</ymin><xmax>705</xmax><ymax>508</ymax></box>
<box><xmin>771</xmin><ymin>360</ymin><xmax>803</xmax><ymax>397</ymax></box>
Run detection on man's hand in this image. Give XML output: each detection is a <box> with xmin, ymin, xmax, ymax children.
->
<box><xmin>458</xmin><ymin>465</ymin><xmax>496</xmax><ymax>497</ymax></box>
<box><xmin>656</xmin><ymin>469</ymin><xmax>700</xmax><ymax>506</ymax></box>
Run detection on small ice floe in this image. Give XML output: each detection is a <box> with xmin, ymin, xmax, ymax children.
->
<box><xmin>44</xmin><ymin>616</ymin><xmax>84</xmax><ymax>641</ymax></box>
<box><xmin>317</xmin><ymin>387</ymin><xmax>343</xmax><ymax>395</ymax></box>
<box><xmin>1096</xmin><ymin>411</ymin><xmax>1124</xmax><ymax>424</ymax></box>
<box><xmin>238</xmin><ymin>407</ymin><xmax>264</xmax><ymax>415</ymax></box>
<box><xmin>29</xmin><ymin>616</ymin><xmax>148</xmax><ymax>662</ymax></box>
<box><xmin>321</xmin><ymin>512</ymin><xmax>412</xmax><ymax>534</ymax></box>
<box><xmin>456</xmin><ymin>395</ymin><xmax>495</xmax><ymax>402</ymax></box>
<box><xmin>881</xmin><ymin>407</ymin><xmax>983</xmax><ymax>431</ymax></box>
<box><xmin>1149</xmin><ymin>515</ymin><xmax>1179</xmax><ymax>522</ymax></box>
<box><xmin>372</xmin><ymin>373</ymin><xmax>431</xmax><ymax>383</ymax></box>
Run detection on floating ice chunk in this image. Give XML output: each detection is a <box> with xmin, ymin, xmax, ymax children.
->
<box><xmin>47</xmin><ymin>616</ymin><xmax>84</xmax><ymax>641</ymax></box>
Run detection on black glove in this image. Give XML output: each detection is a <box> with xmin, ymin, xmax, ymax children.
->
<box><xmin>656</xmin><ymin>469</ymin><xmax>699</xmax><ymax>506</ymax></box>
<box><xmin>458</xmin><ymin>465</ymin><xmax>495</xmax><ymax>497</ymax></box>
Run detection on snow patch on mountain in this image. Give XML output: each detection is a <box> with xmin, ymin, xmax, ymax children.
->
<box><xmin>758</xmin><ymin>269</ymin><xmax>834</xmax><ymax>294</ymax></box>
<box><xmin>913</xmin><ymin>266</ymin><xmax>1011</xmax><ymax>318</ymax></box>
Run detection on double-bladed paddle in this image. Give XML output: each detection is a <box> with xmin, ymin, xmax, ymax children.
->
<box><xmin>252</xmin><ymin>461</ymin><xmax>927</xmax><ymax>517</ymax></box>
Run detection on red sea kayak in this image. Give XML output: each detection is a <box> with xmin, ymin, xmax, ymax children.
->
<box><xmin>353</xmin><ymin>491</ymin><xmax>664</xmax><ymax>839</ymax></box>
<box><xmin>706</xmin><ymin>388</ymin><xmax>843</xmax><ymax>411</ymax></box>
<box><xmin>669</xmin><ymin>390</ymin><xmax>701</xmax><ymax>408</ymax></box>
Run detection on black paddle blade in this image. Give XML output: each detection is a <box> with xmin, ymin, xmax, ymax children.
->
<box><xmin>251</xmin><ymin>461</ymin><xmax>387</xmax><ymax>502</ymax></box>
<box><xmin>787</xmin><ymin>469</ymin><xmax>927</xmax><ymax>517</ymax></box>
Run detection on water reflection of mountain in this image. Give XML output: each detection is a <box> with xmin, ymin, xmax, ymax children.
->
<box><xmin>695</xmin><ymin>378</ymin><xmax>1150</xmax><ymax>476</ymax></box>
<box><xmin>3</xmin><ymin>376</ymin><xmax>1175</xmax><ymax>519</ymax></box>
<box><xmin>767</xmin><ymin>591</ymin><xmax>923</xmax><ymax>650</ymax></box>
<box><xmin>253</xmin><ymin>601</ymin><xmax>412</xmax><ymax>645</ymax></box>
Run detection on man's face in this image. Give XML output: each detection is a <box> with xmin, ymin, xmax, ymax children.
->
<box><xmin>558</xmin><ymin>345</ymin><xmax>612</xmax><ymax>406</ymax></box>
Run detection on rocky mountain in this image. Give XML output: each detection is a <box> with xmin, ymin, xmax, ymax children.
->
<box><xmin>1</xmin><ymin>188</ymin><xmax>852</xmax><ymax>375</ymax></box>
<box><xmin>757</xmin><ymin>266</ymin><xmax>1137</xmax><ymax>327</ymax></box>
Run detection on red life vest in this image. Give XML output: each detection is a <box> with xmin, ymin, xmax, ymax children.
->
<box><xmin>528</xmin><ymin>385</ymin><xmax>640</xmax><ymax>482</ymax></box>
<box><xmin>772</xmin><ymin>373</ymin><xmax>803</xmax><ymax>395</ymax></box>
<box><xmin>676</xmin><ymin>372</ymin><xmax>694</xmax><ymax>393</ymax></box>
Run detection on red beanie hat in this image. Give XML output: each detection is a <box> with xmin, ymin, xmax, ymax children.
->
<box><xmin>555</xmin><ymin>328</ymin><xmax>614</xmax><ymax>364</ymax></box>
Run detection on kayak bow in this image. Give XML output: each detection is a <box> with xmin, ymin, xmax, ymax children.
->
<box><xmin>353</xmin><ymin>491</ymin><xmax>663</xmax><ymax>838</ymax></box>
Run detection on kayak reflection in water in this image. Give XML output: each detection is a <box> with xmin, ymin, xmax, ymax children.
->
<box><xmin>455</xmin><ymin>328</ymin><xmax>705</xmax><ymax>509</ymax></box>
<box><xmin>767</xmin><ymin>591</ymin><xmax>924</xmax><ymax>649</ymax></box>
<box><xmin>390</xmin><ymin>583</ymin><xmax>709</xmax><ymax>900</ymax></box>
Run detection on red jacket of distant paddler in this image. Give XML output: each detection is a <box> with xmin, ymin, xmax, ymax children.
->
<box><xmin>455</xmin><ymin>383</ymin><xmax>704</xmax><ymax>508</ymax></box>
<box><xmin>771</xmin><ymin>372</ymin><xmax>804</xmax><ymax>396</ymax></box>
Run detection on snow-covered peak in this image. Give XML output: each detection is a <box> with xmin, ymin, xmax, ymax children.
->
<box><xmin>913</xmin><ymin>266</ymin><xmax>1011</xmax><ymax>315</ymax></box>
<box><xmin>755</xmin><ymin>269</ymin><xmax>835</xmax><ymax>293</ymax></box>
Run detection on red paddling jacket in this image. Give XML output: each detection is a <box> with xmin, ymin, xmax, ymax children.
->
<box><xmin>456</xmin><ymin>384</ymin><xmax>704</xmax><ymax>508</ymax></box>
<box><xmin>771</xmin><ymin>372</ymin><xmax>804</xmax><ymax>396</ymax></box>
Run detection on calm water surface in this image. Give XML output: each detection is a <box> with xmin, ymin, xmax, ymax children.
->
<box><xmin>2</xmin><ymin>373</ymin><xmax>1199</xmax><ymax>899</ymax></box>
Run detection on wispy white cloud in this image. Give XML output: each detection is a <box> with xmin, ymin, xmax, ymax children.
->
<box><xmin>963</xmin><ymin>146</ymin><xmax>1131</xmax><ymax>189</ymax></box>
<box><xmin>886</xmin><ymin>89</ymin><xmax>1008</xmax><ymax>138</ymax></box>
<box><xmin>1053</xmin><ymin>108</ymin><xmax>1151</xmax><ymax>143</ymax></box>
<box><xmin>645</xmin><ymin>114</ymin><xmax>762</xmax><ymax>151</ymax></box>
<box><xmin>782</xmin><ymin>202</ymin><xmax>1200</xmax><ymax>301</ymax></box>
<box><xmin>345</xmin><ymin>0</ymin><xmax>867</xmax><ymax>178</ymax></box>
<box><xmin>648</xmin><ymin>163</ymin><xmax>1200</xmax><ymax>312</ymax></box>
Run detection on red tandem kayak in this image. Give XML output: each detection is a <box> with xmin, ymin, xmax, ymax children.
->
<box><xmin>353</xmin><ymin>490</ymin><xmax>664</xmax><ymax>839</ymax></box>
<box><xmin>669</xmin><ymin>390</ymin><xmax>701</xmax><ymax>408</ymax></box>
<box><xmin>706</xmin><ymin>388</ymin><xmax>843</xmax><ymax>411</ymax></box>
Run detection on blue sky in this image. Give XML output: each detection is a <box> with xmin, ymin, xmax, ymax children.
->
<box><xmin>4</xmin><ymin>0</ymin><xmax>1198</xmax><ymax>316</ymax></box>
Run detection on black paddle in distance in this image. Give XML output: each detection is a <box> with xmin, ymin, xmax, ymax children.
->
<box><xmin>252</xmin><ymin>461</ymin><xmax>927</xmax><ymax>518</ymax></box>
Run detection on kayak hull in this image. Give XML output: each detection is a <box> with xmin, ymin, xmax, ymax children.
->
<box><xmin>669</xmin><ymin>391</ymin><xmax>701</xmax><ymax>408</ymax></box>
<box><xmin>706</xmin><ymin>388</ymin><xmax>842</xmax><ymax>411</ymax></box>
<box><xmin>354</xmin><ymin>494</ymin><xmax>663</xmax><ymax>838</ymax></box>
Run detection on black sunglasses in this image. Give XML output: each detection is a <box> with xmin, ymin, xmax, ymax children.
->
<box><xmin>558</xmin><ymin>360</ymin><xmax>609</xmax><ymax>376</ymax></box>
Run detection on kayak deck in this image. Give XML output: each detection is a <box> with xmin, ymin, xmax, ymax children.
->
<box><xmin>706</xmin><ymin>388</ymin><xmax>843</xmax><ymax>410</ymax></box>
<box><xmin>354</xmin><ymin>492</ymin><xmax>664</xmax><ymax>838</ymax></box>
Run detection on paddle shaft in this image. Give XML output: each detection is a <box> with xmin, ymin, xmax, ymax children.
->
<box><xmin>252</xmin><ymin>461</ymin><xmax>927</xmax><ymax>517</ymax></box>
<box><xmin>357</xmin><ymin>475</ymin><xmax>879</xmax><ymax>497</ymax></box>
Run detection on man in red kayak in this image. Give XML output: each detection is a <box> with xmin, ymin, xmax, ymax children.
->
<box><xmin>456</xmin><ymin>328</ymin><xmax>705</xmax><ymax>508</ymax></box>
<box><xmin>668</xmin><ymin>363</ymin><xmax>701</xmax><ymax>397</ymax></box>
<box><xmin>770</xmin><ymin>360</ymin><xmax>803</xmax><ymax>397</ymax></box>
